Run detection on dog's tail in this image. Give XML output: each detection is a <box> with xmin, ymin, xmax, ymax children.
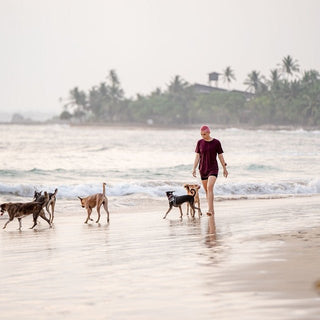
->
<box><xmin>103</xmin><ymin>182</ymin><xmax>106</xmax><ymax>196</ymax></box>
<box><xmin>52</xmin><ymin>188</ymin><xmax>58</xmax><ymax>198</ymax></box>
<box><xmin>190</xmin><ymin>188</ymin><xmax>196</xmax><ymax>197</ymax></box>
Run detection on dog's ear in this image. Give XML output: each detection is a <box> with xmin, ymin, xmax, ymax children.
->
<box><xmin>78</xmin><ymin>196</ymin><xmax>82</xmax><ymax>201</ymax></box>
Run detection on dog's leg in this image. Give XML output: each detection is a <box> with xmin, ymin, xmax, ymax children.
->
<box><xmin>96</xmin><ymin>204</ymin><xmax>101</xmax><ymax>223</ymax></box>
<box><xmin>197</xmin><ymin>198</ymin><xmax>202</xmax><ymax>217</ymax></box>
<box><xmin>50</xmin><ymin>201</ymin><xmax>55</xmax><ymax>224</ymax></box>
<box><xmin>39</xmin><ymin>209</ymin><xmax>47</xmax><ymax>221</ymax></box>
<box><xmin>103</xmin><ymin>200</ymin><xmax>110</xmax><ymax>223</ymax></box>
<box><xmin>178</xmin><ymin>205</ymin><xmax>183</xmax><ymax>218</ymax></box>
<box><xmin>45</xmin><ymin>201</ymin><xmax>52</xmax><ymax>224</ymax></box>
<box><xmin>85</xmin><ymin>207</ymin><xmax>93</xmax><ymax>223</ymax></box>
<box><xmin>30</xmin><ymin>213</ymin><xmax>38</xmax><ymax>229</ymax></box>
<box><xmin>18</xmin><ymin>218</ymin><xmax>22</xmax><ymax>230</ymax></box>
<box><xmin>190</xmin><ymin>203</ymin><xmax>196</xmax><ymax>218</ymax></box>
<box><xmin>163</xmin><ymin>205</ymin><xmax>172</xmax><ymax>219</ymax></box>
<box><xmin>186</xmin><ymin>203</ymin><xmax>190</xmax><ymax>216</ymax></box>
<box><xmin>39</xmin><ymin>209</ymin><xmax>52</xmax><ymax>227</ymax></box>
<box><xmin>3</xmin><ymin>217</ymin><xmax>13</xmax><ymax>229</ymax></box>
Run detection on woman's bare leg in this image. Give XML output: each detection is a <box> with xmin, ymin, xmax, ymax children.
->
<box><xmin>206</xmin><ymin>176</ymin><xmax>217</xmax><ymax>215</ymax></box>
<box><xmin>201</xmin><ymin>179</ymin><xmax>208</xmax><ymax>194</ymax></box>
<box><xmin>201</xmin><ymin>179</ymin><xmax>209</xmax><ymax>214</ymax></box>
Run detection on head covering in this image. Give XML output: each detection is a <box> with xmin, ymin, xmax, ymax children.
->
<box><xmin>200</xmin><ymin>125</ymin><xmax>210</xmax><ymax>133</ymax></box>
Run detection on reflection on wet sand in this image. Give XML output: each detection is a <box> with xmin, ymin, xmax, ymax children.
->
<box><xmin>206</xmin><ymin>216</ymin><xmax>217</xmax><ymax>248</ymax></box>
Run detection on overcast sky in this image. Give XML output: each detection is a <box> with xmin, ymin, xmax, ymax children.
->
<box><xmin>1</xmin><ymin>0</ymin><xmax>320</xmax><ymax>116</ymax></box>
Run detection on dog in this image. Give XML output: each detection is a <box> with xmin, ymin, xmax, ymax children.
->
<box><xmin>33</xmin><ymin>188</ymin><xmax>58</xmax><ymax>223</ymax></box>
<box><xmin>78</xmin><ymin>182</ymin><xmax>110</xmax><ymax>223</ymax></box>
<box><xmin>1</xmin><ymin>192</ymin><xmax>51</xmax><ymax>230</ymax></box>
<box><xmin>184</xmin><ymin>184</ymin><xmax>202</xmax><ymax>217</ymax></box>
<box><xmin>163</xmin><ymin>189</ymin><xmax>198</xmax><ymax>219</ymax></box>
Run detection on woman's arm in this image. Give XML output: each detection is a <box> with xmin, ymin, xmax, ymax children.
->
<box><xmin>192</xmin><ymin>153</ymin><xmax>200</xmax><ymax>177</ymax></box>
<box><xmin>218</xmin><ymin>153</ymin><xmax>228</xmax><ymax>178</ymax></box>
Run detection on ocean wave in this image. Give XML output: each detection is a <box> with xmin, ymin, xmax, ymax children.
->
<box><xmin>216</xmin><ymin>179</ymin><xmax>320</xmax><ymax>196</ymax></box>
<box><xmin>0</xmin><ymin>178</ymin><xmax>319</xmax><ymax>200</ymax></box>
<box><xmin>278</xmin><ymin>128</ymin><xmax>320</xmax><ymax>134</ymax></box>
<box><xmin>0</xmin><ymin>168</ymin><xmax>69</xmax><ymax>177</ymax></box>
<box><xmin>246</xmin><ymin>164</ymin><xmax>278</xmax><ymax>171</ymax></box>
<box><xmin>0</xmin><ymin>165</ymin><xmax>192</xmax><ymax>179</ymax></box>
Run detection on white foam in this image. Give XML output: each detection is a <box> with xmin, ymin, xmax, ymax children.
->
<box><xmin>0</xmin><ymin>178</ymin><xmax>319</xmax><ymax>200</ymax></box>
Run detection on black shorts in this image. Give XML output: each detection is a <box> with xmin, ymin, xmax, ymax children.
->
<box><xmin>201</xmin><ymin>173</ymin><xmax>218</xmax><ymax>180</ymax></box>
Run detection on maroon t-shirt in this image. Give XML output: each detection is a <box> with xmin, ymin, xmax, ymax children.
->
<box><xmin>195</xmin><ymin>138</ymin><xmax>223</xmax><ymax>177</ymax></box>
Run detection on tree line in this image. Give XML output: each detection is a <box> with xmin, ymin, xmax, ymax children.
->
<box><xmin>60</xmin><ymin>55</ymin><xmax>320</xmax><ymax>127</ymax></box>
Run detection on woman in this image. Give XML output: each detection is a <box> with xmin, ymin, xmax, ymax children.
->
<box><xmin>192</xmin><ymin>125</ymin><xmax>228</xmax><ymax>216</ymax></box>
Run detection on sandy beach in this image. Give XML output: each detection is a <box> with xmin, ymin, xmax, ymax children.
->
<box><xmin>1</xmin><ymin>195</ymin><xmax>319</xmax><ymax>320</ymax></box>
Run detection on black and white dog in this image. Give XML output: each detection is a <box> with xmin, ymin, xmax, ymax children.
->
<box><xmin>163</xmin><ymin>189</ymin><xmax>198</xmax><ymax>219</ymax></box>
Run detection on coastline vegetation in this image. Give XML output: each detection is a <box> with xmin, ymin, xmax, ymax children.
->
<box><xmin>60</xmin><ymin>55</ymin><xmax>320</xmax><ymax>127</ymax></box>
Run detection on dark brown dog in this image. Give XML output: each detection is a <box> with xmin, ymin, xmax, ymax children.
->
<box><xmin>33</xmin><ymin>188</ymin><xmax>58</xmax><ymax>223</ymax></box>
<box><xmin>184</xmin><ymin>184</ymin><xmax>202</xmax><ymax>217</ymax></box>
<box><xmin>78</xmin><ymin>182</ymin><xmax>110</xmax><ymax>223</ymax></box>
<box><xmin>1</xmin><ymin>192</ymin><xmax>51</xmax><ymax>230</ymax></box>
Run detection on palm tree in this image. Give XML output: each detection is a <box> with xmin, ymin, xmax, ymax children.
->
<box><xmin>244</xmin><ymin>70</ymin><xmax>265</xmax><ymax>93</ymax></box>
<box><xmin>222</xmin><ymin>66</ymin><xmax>236</xmax><ymax>89</ymax></box>
<box><xmin>268</xmin><ymin>69</ymin><xmax>281</xmax><ymax>90</ymax></box>
<box><xmin>280</xmin><ymin>55</ymin><xmax>300</xmax><ymax>80</ymax></box>
<box><xmin>68</xmin><ymin>87</ymin><xmax>87</xmax><ymax>109</ymax></box>
<box><xmin>167</xmin><ymin>75</ymin><xmax>192</xmax><ymax>123</ymax></box>
<box><xmin>65</xmin><ymin>87</ymin><xmax>87</xmax><ymax>120</ymax></box>
<box><xmin>302</xmin><ymin>69</ymin><xmax>320</xmax><ymax>84</ymax></box>
<box><xmin>107</xmin><ymin>69</ymin><xmax>124</xmax><ymax>120</ymax></box>
<box><xmin>168</xmin><ymin>75</ymin><xmax>188</xmax><ymax>94</ymax></box>
<box><xmin>151</xmin><ymin>87</ymin><xmax>162</xmax><ymax>96</ymax></box>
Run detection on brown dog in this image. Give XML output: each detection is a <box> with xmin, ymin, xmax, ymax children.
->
<box><xmin>33</xmin><ymin>188</ymin><xmax>58</xmax><ymax>223</ymax></box>
<box><xmin>0</xmin><ymin>192</ymin><xmax>51</xmax><ymax>230</ymax></box>
<box><xmin>184</xmin><ymin>184</ymin><xmax>202</xmax><ymax>217</ymax></box>
<box><xmin>78</xmin><ymin>182</ymin><xmax>110</xmax><ymax>223</ymax></box>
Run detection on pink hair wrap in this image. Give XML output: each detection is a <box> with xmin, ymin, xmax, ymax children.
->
<box><xmin>200</xmin><ymin>125</ymin><xmax>210</xmax><ymax>133</ymax></box>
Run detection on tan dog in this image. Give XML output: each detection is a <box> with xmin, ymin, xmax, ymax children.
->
<box><xmin>78</xmin><ymin>182</ymin><xmax>110</xmax><ymax>223</ymax></box>
<box><xmin>184</xmin><ymin>184</ymin><xmax>202</xmax><ymax>217</ymax></box>
<box><xmin>1</xmin><ymin>192</ymin><xmax>51</xmax><ymax>230</ymax></box>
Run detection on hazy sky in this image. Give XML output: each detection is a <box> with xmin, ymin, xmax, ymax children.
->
<box><xmin>1</xmin><ymin>0</ymin><xmax>320</xmax><ymax>116</ymax></box>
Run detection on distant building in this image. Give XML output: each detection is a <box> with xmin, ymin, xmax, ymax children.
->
<box><xmin>208</xmin><ymin>72</ymin><xmax>220</xmax><ymax>82</ymax></box>
<box><xmin>189</xmin><ymin>70</ymin><xmax>254</xmax><ymax>99</ymax></box>
<box><xmin>191</xmin><ymin>83</ymin><xmax>254</xmax><ymax>100</ymax></box>
<box><xmin>191</xmin><ymin>83</ymin><xmax>226</xmax><ymax>94</ymax></box>
<box><xmin>208</xmin><ymin>72</ymin><xmax>221</xmax><ymax>87</ymax></box>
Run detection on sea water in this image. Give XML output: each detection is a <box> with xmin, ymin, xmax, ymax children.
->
<box><xmin>1</xmin><ymin>124</ymin><xmax>320</xmax><ymax>320</ymax></box>
<box><xmin>0</xmin><ymin>124</ymin><xmax>319</xmax><ymax>201</ymax></box>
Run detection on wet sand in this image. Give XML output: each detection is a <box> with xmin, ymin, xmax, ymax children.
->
<box><xmin>0</xmin><ymin>196</ymin><xmax>320</xmax><ymax>320</ymax></box>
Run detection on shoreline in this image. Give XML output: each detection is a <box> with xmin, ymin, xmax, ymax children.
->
<box><xmin>0</xmin><ymin>121</ymin><xmax>319</xmax><ymax>131</ymax></box>
<box><xmin>1</xmin><ymin>195</ymin><xmax>320</xmax><ymax>319</ymax></box>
